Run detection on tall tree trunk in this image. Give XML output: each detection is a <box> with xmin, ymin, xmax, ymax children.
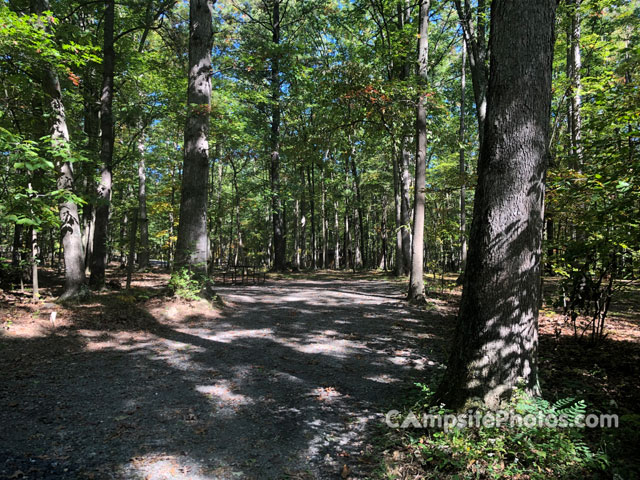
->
<box><xmin>308</xmin><ymin>166</ymin><xmax>317</xmax><ymax>270</ymax></box>
<box><xmin>137</xmin><ymin>133</ymin><xmax>149</xmax><ymax>269</ymax></box>
<box><xmin>408</xmin><ymin>0</ymin><xmax>430</xmax><ymax>302</ymax></box>
<box><xmin>334</xmin><ymin>199</ymin><xmax>340</xmax><ymax>269</ymax></box>
<box><xmin>89</xmin><ymin>0</ymin><xmax>115</xmax><ymax>288</ymax></box>
<box><xmin>400</xmin><ymin>139</ymin><xmax>412</xmax><ymax>273</ymax></box>
<box><xmin>174</xmin><ymin>0</ymin><xmax>214</xmax><ymax>274</ymax></box>
<box><xmin>270</xmin><ymin>0</ymin><xmax>286</xmax><ymax>271</ymax></box>
<box><xmin>435</xmin><ymin>0</ymin><xmax>557</xmax><ymax>410</ymax></box>
<box><xmin>569</xmin><ymin>0</ymin><xmax>583</xmax><ymax>169</ymax></box>
<box><xmin>459</xmin><ymin>41</ymin><xmax>468</xmax><ymax>273</ymax></box>
<box><xmin>454</xmin><ymin>0</ymin><xmax>489</xmax><ymax>151</ymax></box>
<box><xmin>392</xmin><ymin>142</ymin><xmax>404</xmax><ymax>276</ymax></box>
<box><xmin>321</xmin><ymin>166</ymin><xmax>327</xmax><ymax>269</ymax></box>
<box><xmin>294</xmin><ymin>196</ymin><xmax>301</xmax><ymax>270</ymax></box>
<box><xmin>34</xmin><ymin>0</ymin><xmax>86</xmax><ymax>299</ymax></box>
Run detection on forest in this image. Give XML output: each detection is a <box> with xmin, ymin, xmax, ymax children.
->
<box><xmin>0</xmin><ymin>0</ymin><xmax>639</xmax><ymax>479</ymax></box>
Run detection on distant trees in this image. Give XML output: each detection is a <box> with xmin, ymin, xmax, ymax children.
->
<box><xmin>435</xmin><ymin>0</ymin><xmax>557</xmax><ymax>409</ymax></box>
<box><xmin>0</xmin><ymin>0</ymin><xmax>636</xmax><ymax>305</ymax></box>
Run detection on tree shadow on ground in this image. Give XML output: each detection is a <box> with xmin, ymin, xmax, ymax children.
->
<box><xmin>0</xmin><ymin>276</ymin><xmax>455</xmax><ymax>479</ymax></box>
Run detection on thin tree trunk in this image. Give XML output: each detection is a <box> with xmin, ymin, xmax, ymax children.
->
<box><xmin>12</xmin><ymin>224</ymin><xmax>22</xmax><ymax>268</ymax></box>
<box><xmin>392</xmin><ymin>142</ymin><xmax>404</xmax><ymax>276</ymax></box>
<box><xmin>459</xmin><ymin>41</ymin><xmax>468</xmax><ymax>273</ymax></box>
<box><xmin>309</xmin><ymin>166</ymin><xmax>317</xmax><ymax>270</ymax></box>
<box><xmin>400</xmin><ymin>139</ymin><xmax>412</xmax><ymax>273</ymax></box>
<box><xmin>270</xmin><ymin>0</ymin><xmax>285</xmax><ymax>271</ymax></box>
<box><xmin>334</xmin><ymin>199</ymin><xmax>340</xmax><ymax>269</ymax></box>
<box><xmin>569</xmin><ymin>0</ymin><xmax>583</xmax><ymax>169</ymax></box>
<box><xmin>435</xmin><ymin>0</ymin><xmax>557</xmax><ymax>410</ymax></box>
<box><xmin>137</xmin><ymin>133</ymin><xmax>149</xmax><ymax>269</ymax></box>
<box><xmin>89</xmin><ymin>0</ymin><xmax>115</xmax><ymax>288</ymax></box>
<box><xmin>453</xmin><ymin>0</ymin><xmax>488</xmax><ymax>151</ymax></box>
<box><xmin>126</xmin><ymin>208</ymin><xmax>138</xmax><ymax>289</ymax></box>
<box><xmin>174</xmin><ymin>0</ymin><xmax>214</xmax><ymax>274</ymax></box>
<box><xmin>408</xmin><ymin>0</ymin><xmax>430</xmax><ymax>302</ymax></box>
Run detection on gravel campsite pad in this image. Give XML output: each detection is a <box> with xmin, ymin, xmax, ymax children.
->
<box><xmin>0</xmin><ymin>273</ymin><xmax>455</xmax><ymax>479</ymax></box>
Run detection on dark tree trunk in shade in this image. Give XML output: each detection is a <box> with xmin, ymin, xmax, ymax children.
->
<box><xmin>12</xmin><ymin>224</ymin><xmax>22</xmax><ymax>268</ymax></box>
<box><xmin>34</xmin><ymin>0</ymin><xmax>86</xmax><ymax>299</ymax></box>
<box><xmin>435</xmin><ymin>0</ymin><xmax>557</xmax><ymax>410</ymax></box>
<box><xmin>174</xmin><ymin>0</ymin><xmax>214</xmax><ymax>274</ymax></box>
<box><xmin>270</xmin><ymin>0</ymin><xmax>286</xmax><ymax>271</ymax></box>
<box><xmin>89</xmin><ymin>0</ymin><xmax>115</xmax><ymax>288</ymax></box>
<box><xmin>408</xmin><ymin>0</ymin><xmax>429</xmax><ymax>302</ymax></box>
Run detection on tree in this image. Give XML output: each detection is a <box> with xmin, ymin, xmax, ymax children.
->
<box><xmin>33</xmin><ymin>0</ymin><xmax>87</xmax><ymax>299</ymax></box>
<box><xmin>435</xmin><ymin>0</ymin><xmax>557</xmax><ymax>410</ymax></box>
<box><xmin>407</xmin><ymin>0</ymin><xmax>429</xmax><ymax>302</ymax></box>
<box><xmin>89</xmin><ymin>0</ymin><xmax>115</xmax><ymax>288</ymax></box>
<box><xmin>174</xmin><ymin>0</ymin><xmax>214</xmax><ymax>273</ymax></box>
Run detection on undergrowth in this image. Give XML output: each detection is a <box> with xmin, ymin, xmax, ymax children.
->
<box><xmin>379</xmin><ymin>384</ymin><xmax>611</xmax><ymax>479</ymax></box>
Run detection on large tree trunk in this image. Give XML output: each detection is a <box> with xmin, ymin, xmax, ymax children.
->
<box><xmin>174</xmin><ymin>0</ymin><xmax>214</xmax><ymax>274</ymax></box>
<box><xmin>35</xmin><ymin>0</ymin><xmax>86</xmax><ymax>300</ymax></box>
<box><xmin>435</xmin><ymin>0</ymin><xmax>556</xmax><ymax>410</ymax></box>
<box><xmin>89</xmin><ymin>0</ymin><xmax>115</xmax><ymax>288</ymax></box>
<box><xmin>408</xmin><ymin>0</ymin><xmax>430</xmax><ymax>302</ymax></box>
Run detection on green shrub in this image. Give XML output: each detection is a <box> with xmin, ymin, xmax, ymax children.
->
<box><xmin>386</xmin><ymin>385</ymin><xmax>608</xmax><ymax>479</ymax></box>
<box><xmin>169</xmin><ymin>268</ymin><xmax>202</xmax><ymax>301</ymax></box>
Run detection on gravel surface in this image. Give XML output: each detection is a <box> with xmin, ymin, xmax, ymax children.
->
<box><xmin>0</xmin><ymin>276</ymin><xmax>453</xmax><ymax>479</ymax></box>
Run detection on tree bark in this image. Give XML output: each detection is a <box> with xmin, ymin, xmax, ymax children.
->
<box><xmin>34</xmin><ymin>0</ymin><xmax>86</xmax><ymax>299</ymax></box>
<box><xmin>137</xmin><ymin>133</ymin><xmax>149</xmax><ymax>269</ymax></box>
<box><xmin>435</xmin><ymin>0</ymin><xmax>557</xmax><ymax>410</ymax></box>
<box><xmin>89</xmin><ymin>0</ymin><xmax>115</xmax><ymax>288</ymax></box>
<box><xmin>459</xmin><ymin>41</ymin><xmax>468</xmax><ymax>272</ymax></box>
<box><xmin>408</xmin><ymin>0</ymin><xmax>429</xmax><ymax>303</ymax></box>
<box><xmin>270</xmin><ymin>0</ymin><xmax>286</xmax><ymax>271</ymax></box>
<box><xmin>453</xmin><ymin>0</ymin><xmax>489</xmax><ymax>151</ymax></box>
<box><xmin>174</xmin><ymin>0</ymin><xmax>214</xmax><ymax>274</ymax></box>
<box><xmin>568</xmin><ymin>0</ymin><xmax>583</xmax><ymax>169</ymax></box>
<box><xmin>400</xmin><ymin>139</ymin><xmax>412</xmax><ymax>273</ymax></box>
<box><xmin>392</xmin><ymin>142</ymin><xmax>404</xmax><ymax>276</ymax></box>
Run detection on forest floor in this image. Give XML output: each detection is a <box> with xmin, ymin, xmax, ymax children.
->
<box><xmin>0</xmin><ymin>268</ymin><xmax>639</xmax><ymax>479</ymax></box>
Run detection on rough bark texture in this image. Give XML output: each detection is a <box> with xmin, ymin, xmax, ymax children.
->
<box><xmin>408</xmin><ymin>0</ymin><xmax>429</xmax><ymax>302</ymax></box>
<box><xmin>174</xmin><ymin>0</ymin><xmax>214</xmax><ymax>274</ymax></box>
<box><xmin>35</xmin><ymin>0</ymin><xmax>86</xmax><ymax>300</ymax></box>
<box><xmin>89</xmin><ymin>0</ymin><xmax>115</xmax><ymax>288</ymax></box>
<box><xmin>435</xmin><ymin>0</ymin><xmax>556</xmax><ymax>410</ymax></box>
